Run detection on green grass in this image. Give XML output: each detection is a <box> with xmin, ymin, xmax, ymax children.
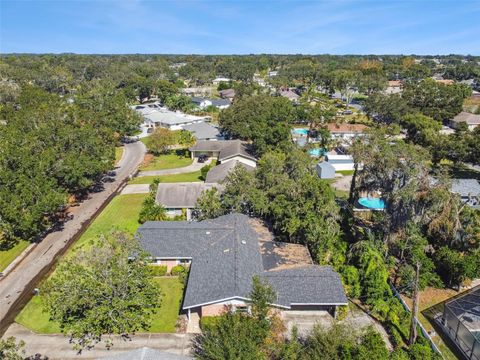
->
<box><xmin>0</xmin><ymin>240</ymin><xmax>30</xmax><ymax>272</ymax></box>
<box><xmin>337</xmin><ymin>170</ymin><xmax>355</xmax><ymax>176</ymax></box>
<box><xmin>140</xmin><ymin>150</ymin><xmax>193</xmax><ymax>171</ymax></box>
<box><xmin>16</xmin><ymin>294</ymin><xmax>61</xmax><ymax>334</ymax></box>
<box><xmin>128</xmin><ymin>171</ymin><xmax>203</xmax><ymax>185</ymax></box>
<box><xmin>15</xmin><ymin>277</ymin><xmax>184</xmax><ymax>334</ymax></box>
<box><xmin>72</xmin><ymin>193</ymin><xmax>147</xmax><ymax>252</ymax></box>
<box><xmin>148</xmin><ymin>277</ymin><xmax>184</xmax><ymax>333</ymax></box>
<box><xmin>115</xmin><ymin>146</ymin><xmax>124</xmax><ymax>165</ymax></box>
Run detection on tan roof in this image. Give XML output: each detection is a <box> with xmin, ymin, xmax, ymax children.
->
<box><xmin>388</xmin><ymin>80</ymin><xmax>402</xmax><ymax>87</ymax></box>
<box><xmin>452</xmin><ymin>112</ymin><xmax>480</xmax><ymax>125</ymax></box>
<box><xmin>435</xmin><ymin>79</ymin><xmax>455</xmax><ymax>85</ymax></box>
<box><xmin>325</xmin><ymin>123</ymin><xmax>368</xmax><ymax>134</ymax></box>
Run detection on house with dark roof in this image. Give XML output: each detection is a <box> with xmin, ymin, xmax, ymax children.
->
<box><xmin>155</xmin><ymin>182</ymin><xmax>223</xmax><ymax>220</ymax></box>
<box><xmin>219</xmin><ymin>88</ymin><xmax>235</xmax><ymax>100</ymax></box>
<box><xmin>136</xmin><ymin>214</ymin><xmax>348</xmax><ymax>321</ymax></box>
<box><xmin>205</xmin><ymin>160</ymin><xmax>255</xmax><ymax>183</ymax></box>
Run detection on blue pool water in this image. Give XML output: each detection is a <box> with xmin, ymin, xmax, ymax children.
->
<box><xmin>309</xmin><ymin>148</ymin><xmax>326</xmax><ymax>156</ymax></box>
<box><xmin>293</xmin><ymin>128</ymin><xmax>309</xmax><ymax>135</ymax></box>
<box><xmin>358</xmin><ymin>197</ymin><xmax>385</xmax><ymax>210</ymax></box>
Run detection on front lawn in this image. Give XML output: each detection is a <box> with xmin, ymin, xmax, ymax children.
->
<box><xmin>140</xmin><ymin>150</ymin><xmax>193</xmax><ymax>171</ymax></box>
<box><xmin>71</xmin><ymin>193</ymin><xmax>147</xmax><ymax>252</ymax></box>
<box><xmin>149</xmin><ymin>277</ymin><xmax>184</xmax><ymax>333</ymax></box>
<box><xmin>0</xmin><ymin>240</ymin><xmax>30</xmax><ymax>272</ymax></box>
<box><xmin>15</xmin><ymin>277</ymin><xmax>184</xmax><ymax>334</ymax></box>
<box><xmin>128</xmin><ymin>171</ymin><xmax>203</xmax><ymax>185</ymax></box>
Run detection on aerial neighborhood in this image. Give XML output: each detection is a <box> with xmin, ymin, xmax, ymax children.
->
<box><xmin>1</xmin><ymin>2</ymin><xmax>480</xmax><ymax>359</ymax></box>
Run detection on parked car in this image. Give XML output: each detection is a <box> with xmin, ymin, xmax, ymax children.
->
<box><xmin>198</xmin><ymin>154</ymin><xmax>208</xmax><ymax>163</ymax></box>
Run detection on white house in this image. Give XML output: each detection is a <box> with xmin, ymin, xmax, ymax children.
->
<box><xmin>325</xmin><ymin>154</ymin><xmax>355</xmax><ymax>171</ymax></box>
<box><xmin>212</xmin><ymin>77</ymin><xmax>231</xmax><ymax>85</ymax></box>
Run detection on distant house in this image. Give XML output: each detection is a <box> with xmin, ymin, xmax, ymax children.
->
<box><xmin>142</xmin><ymin>109</ymin><xmax>210</xmax><ymax>131</ymax></box>
<box><xmin>137</xmin><ymin>213</ymin><xmax>348</xmax><ymax>321</ymax></box>
<box><xmin>316</xmin><ymin>162</ymin><xmax>336</xmax><ymax>179</ymax></box>
<box><xmin>451</xmin><ymin>179</ymin><xmax>480</xmax><ymax>208</ymax></box>
<box><xmin>268</xmin><ymin>70</ymin><xmax>278</xmax><ymax>77</ymax></box>
<box><xmin>325</xmin><ymin>154</ymin><xmax>355</xmax><ymax>171</ymax></box>
<box><xmin>212</xmin><ymin>77</ymin><xmax>231</xmax><ymax>85</ymax></box>
<box><xmin>182</xmin><ymin>122</ymin><xmax>222</xmax><ymax>141</ymax></box>
<box><xmin>155</xmin><ymin>182</ymin><xmax>223</xmax><ymax>221</ymax></box>
<box><xmin>219</xmin><ymin>88</ymin><xmax>235</xmax><ymax>101</ymax></box>
<box><xmin>189</xmin><ymin>140</ymin><xmax>257</xmax><ymax>168</ymax></box>
<box><xmin>325</xmin><ymin>123</ymin><xmax>368</xmax><ymax>142</ymax></box>
<box><xmin>385</xmin><ymin>80</ymin><xmax>403</xmax><ymax>94</ymax></box>
<box><xmin>435</xmin><ymin>79</ymin><xmax>455</xmax><ymax>85</ymax></box>
<box><xmin>449</xmin><ymin>112</ymin><xmax>480</xmax><ymax>131</ymax></box>
<box><xmin>279</xmin><ymin>88</ymin><xmax>300</xmax><ymax>102</ymax></box>
<box><xmin>191</xmin><ymin>97</ymin><xmax>230</xmax><ymax>110</ymax></box>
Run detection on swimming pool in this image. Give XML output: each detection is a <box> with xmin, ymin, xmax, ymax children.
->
<box><xmin>309</xmin><ymin>148</ymin><xmax>326</xmax><ymax>157</ymax></box>
<box><xmin>293</xmin><ymin>128</ymin><xmax>308</xmax><ymax>136</ymax></box>
<box><xmin>358</xmin><ymin>197</ymin><xmax>385</xmax><ymax>210</ymax></box>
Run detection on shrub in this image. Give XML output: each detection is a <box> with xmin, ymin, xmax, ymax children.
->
<box><xmin>336</xmin><ymin>305</ymin><xmax>349</xmax><ymax>321</ymax></box>
<box><xmin>200</xmin><ymin>163</ymin><xmax>214</xmax><ymax>181</ymax></box>
<box><xmin>199</xmin><ymin>316</ymin><xmax>220</xmax><ymax>330</ymax></box>
<box><xmin>149</xmin><ymin>265</ymin><xmax>167</xmax><ymax>277</ymax></box>
<box><xmin>171</xmin><ymin>265</ymin><xmax>186</xmax><ymax>276</ymax></box>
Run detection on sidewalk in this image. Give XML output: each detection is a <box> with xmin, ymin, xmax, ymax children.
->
<box><xmin>3</xmin><ymin>323</ymin><xmax>194</xmax><ymax>360</ymax></box>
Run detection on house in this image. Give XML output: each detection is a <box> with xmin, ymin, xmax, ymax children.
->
<box><xmin>326</xmin><ymin>123</ymin><xmax>368</xmax><ymax>142</ymax></box>
<box><xmin>155</xmin><ymin>182</ymin><xmax>223</xmax><ymax>220</ymax></box>
<box><xmin>137</xmin><ymin>213</ymin><xmax>348</xmax><ymax>321</ymax></box>
<box><xmin>316</xmin><ymin>162</ymin><xmax>336</xmax><ymax>179</ymax></box>
<box><xmin>435</xmin><ymin>79</ymin><xmax>455</xmax><ymax>85</ymax></box>
<box><xmin>189</xmin><ymin>140</ymin><xmax>257</xmax><ymax>168</ymax></box>
<box><xmin>182</xmin><ymin>122</ymin><xmax>222</xmax><ymax>141</ymax></box>
<box><xmin>191</xmin><ymin>97</ymin><xmax>230</xmax><ymax>110</ymax></box>
<box><xmin>451</xmin><ymin>179</ymin><xmax>480</xmax><ymax>208</ymax></box>
<box><xmin>219</xmin><ymin>88</ymin><xmax>235</xmax><ymax>101</ymax></box>
<box><xmin>212</xmin><ymin>77</ymin><xmax>231</xmax><ymax>85</ymax></box>
<box><xmin>385</xmin><ymin>80</ymin><xmax>403</xmax><ymax>94</ymax></box>
<box><xmin>268</xmin><ymin>70</ymin><xmax>278</xmax><ymax>77</ymax></box>
<box><xmin>279</xmin><ymin>88</ymin><xmax>300</xmax><ymax>102</ymax></box>
<box><xmin>325</xmin><ymin>154</ymin><xmax>355</xmax><ymax>171</ymax></box>
<box><xmin>97</xmin><ymin>347</ymin><xmax>192</xmax><ymax>360</ymax></box>
<box><xmin>142</xmin><ymin>109</ymin><xmax>211</xmax><ymax>130</ymax></box>
<box><xmin>449</xmin><ymin>112</ymin><xmax>480</xmax><ymax>131</ymax></box>
<box><xmin>205</xmin><ymin>160</ymin><xmax>255</xmax><ymax>183</ymax></box>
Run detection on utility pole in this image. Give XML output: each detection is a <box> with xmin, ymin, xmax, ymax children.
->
<box><xmin>409</xmin><ymin>261</ymin><xmax>420</xmax><ymax>345</ymax></box>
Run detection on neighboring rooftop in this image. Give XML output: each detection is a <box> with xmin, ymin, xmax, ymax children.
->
<box><xmin>137</xmin><ymin>213</ymin><xmax>347</xmax><ymax>310</ymax></box>
<box><xmin>451</xmin><ymin>112</ymin><xmax>480</xmax><ymax>126</ymax></box>
<box><xmin>325</xmin><ymin>123</ymin><xmax>368</xmax><ymax>134</ymax></box>
<box><xmin>279</xmin><ymin>89</ymin><xmax>300</xmax><ymax>101</ymax></box>
<box><xmin>219</xmin><ymin>88</ymin><xmax>235</xmax><ymax>99</ymax></box>
<box><xmin>205</xmin><ymin>160</ymin><xmax>254</xmax><ymax>183</ymax></box>
<box><xmin>143</xmin><ymin>109</ymin><xmax>209</xmax><ymax>127</ymax></box>
<box><xmin>155</xmin><ymin>182</ymin><xmax>222</xmax><ymax>209</ymax></box>
<box><xmin>189</xmin><ymin>140</ymin><xmax>256</xmax><ymax>162</ymax></box>
<box><xmin>182</xmin><ymin>122</ymin><xmax>220</xmax><ymax>140</ymax></box>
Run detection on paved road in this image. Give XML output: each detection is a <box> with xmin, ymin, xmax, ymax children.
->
<box><xmin>4</xmin><ymin>323</ymin><xmax>194</xmax><ymax>360</ymax></box>
<box><xmin>0</xmin><ymin>141</ymin><xmax>146</xmax><ymax>334</ymax></box>
<box><xmin>138</xmin><ymin>158</ymin><xmax>212</xmax><ymax>177</ymax></box>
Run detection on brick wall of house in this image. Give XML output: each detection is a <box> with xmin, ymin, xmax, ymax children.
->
<box><xmin>201</xmin><ymin>304</ymin><xmax>228</xmax><ymax>317</ymax></box>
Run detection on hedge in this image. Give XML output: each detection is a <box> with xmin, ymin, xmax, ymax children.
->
<box><xmin>149</xmin><ymin>265</ymin><xmax>167</xmax><ymax>277</ymax></box>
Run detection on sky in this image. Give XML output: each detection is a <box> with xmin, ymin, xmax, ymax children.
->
<box><xmin>1</xmin><ymin>0</ymin><xmax>479</xmax><ymax>55</ymax></box>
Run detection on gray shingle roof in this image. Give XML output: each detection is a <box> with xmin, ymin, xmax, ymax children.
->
<box><xmin>451</xmin><ymin>112</ymin><xmax>480</xmax><ymax>125</ymax></box>
<box><xmin>189</xmin><ymin>140</ymin><xmax>256</xmax><ymax>162</ymax></box>
<box><xmin>205</xmin><ymin>160</ymin><xmax>255</xmax><ymax>183</ymax></box>
<box><xmin>97</xmin><ymin>347</ymin><xmax>192</xmax><ymax>360</ymax></box>
<box><xmin>136</xmin><ymin>214</ymin><xmax>347</xmax><ymax>309</ymax></box>
<box><xmin>144</xmin><ymin>109</ymin><xmax>209</xmax><ymax>126</ymax></box>
<box><xmin>182</xmin><ymin>122</ymin><xmax>220</xmax><ymax>140</ymax></box>
<box><xmin>155</xmin><ymin>183</ymin><xmax>223</xmax><ymax>208</ymax></box>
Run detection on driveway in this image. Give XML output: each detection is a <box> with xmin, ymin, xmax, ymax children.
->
<box><xmin>3</xmin><ymin>323</ymin><xmax>194</xmax><ymax>360</ymax></box>
<box><xmin>0</xmin><ymin>141</ymin><xmax>146</xmax><ymax>335</ymax></box>
<box><xmin>138</xmin><ymin>158</ymin><xmax>213</xmax><ymax>177</ymax></box>
<box><xmin>120</xmin><ymin>184</ymin><xmax>150</xmax><ymax>195</ymax></box>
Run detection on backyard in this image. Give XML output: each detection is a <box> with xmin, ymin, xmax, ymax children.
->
<box><xmin>128</xmin><ymin>171</ymin><xmax>203</xmax><ymax>185</ymax></box>
<box><xmin>140</xmin><ymin>150</ymin><xmax>193</xmax><ymax>172</ymax></box>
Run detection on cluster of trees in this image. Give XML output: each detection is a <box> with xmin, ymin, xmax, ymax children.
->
<box><xmin>0</xmin><ymin>83</ymin><xmax>141</xmax><ymax>247</ymax></box>
<box><xmin>41</xmin><ymin>232</ymin><xmax>160</xmax><ymax>349</ymax></box>
<box><xmin>145</xmin><ymin>128</ymin><xmax>195</xmax><ymax>155</ymax></box>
